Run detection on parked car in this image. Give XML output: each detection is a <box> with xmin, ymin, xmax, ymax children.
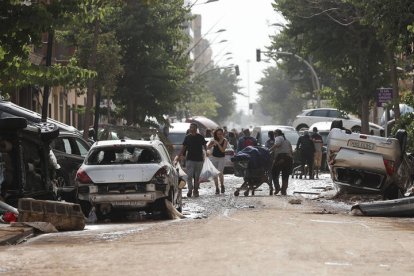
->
<box><xmin>205</xmin><ymin>137</ymin><xmax>235</xmax><ymax>174</ymax></box>
<box><xmin>252</xmin><ymin>125</ymin><xmax>300</xmax><ymax>150</ymax></box>
<box><xmin>0</xmin><ymin>117</ymin><xmax>59</xmax><ymax>206</ymax></box>
<box><xmin>292</xmin><ymin>108</ymin><xmax>384</xmax><ymax>136</ymax></box>
<box><xmin>380</xmin><ymin>104</ymin><xmax>414</xmax><ymax>126</ymax></box>
<box><xmin>380</xmin><ymin>104</ymin><xmax>414</xmax><ymax>136</ymax></box>
<box><xmin>50</xmin><ymin>131</ymin><xmax>91</xmax><ymax>201</ymax></box>
<box><xmin>326</xmin><ymin>126</ymin><xmax>413</xmax><ymax>199</ymax></box>
<box><xmin>75</xmin><ymin>139</ymin><xmax>182</xmax><ymax>219</ymax></box>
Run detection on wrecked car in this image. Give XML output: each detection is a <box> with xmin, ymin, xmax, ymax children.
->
<box><xmin>75</xmin><ymin>139</ymin><xmax>182</xmax><ymax>219</ymax></box>
<box><xmin>327</xmin><ymin>127</ymin><xmax>414</xmax><ymax>199</ymax></box>
<box><xmin>0</xmin><ymin>117</ymin><xmax>60</xmax><ymax>206</ymax></box>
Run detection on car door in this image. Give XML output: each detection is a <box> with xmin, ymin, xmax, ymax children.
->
<box><xmin>307</xmin><ymin>109</ymin><xmax>330</xmax><ymax>126</ymax></box>
<box><xmin>52</xmin><ymin>135</ymin><xmax>90</xmax><ymax>188</ymax></box>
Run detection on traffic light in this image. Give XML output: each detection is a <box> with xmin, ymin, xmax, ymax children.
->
<box><xmin>235</xmin><ymin>65</ymin><xmax>240</xmax><ymax>76</ymax></box>
<box><xmin>256</xmin><ymin>49</ymin><xmax>261</xmax><ymax>62</ymax></box>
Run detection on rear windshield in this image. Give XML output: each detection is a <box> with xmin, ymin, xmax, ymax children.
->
<box><xmin>86</xmin><ymin>146</ymin><xmax>160</xmax><ymax>165</ymax></box>
<box><xmin>260</xmin><ymin>130</ymin><xmax>299</xmax><ymax>146</ymax></box>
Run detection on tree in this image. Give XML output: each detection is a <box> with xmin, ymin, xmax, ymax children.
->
<box><xmin>271</xmin><ymin>0</ymin><xmax>387</xmax><ymax>133</ymax></box>
<box><xmin>115</xmin><ymin>0</ymin><xmax>192</xmax><ymax>126</ymax></box>
<box><xmin>257</xmin><ymin>66</ymin><xmax>304</xmax><ymax>124</ymax></box>
<box><xmin>0</xmin><ymin>1</ymin><xmax>93</xmax><ymax>94</ymax></box>
<box><xmin>199</xmin><ymin>67</ymin><xmax>239</xmax><ymax>124</ymax></box>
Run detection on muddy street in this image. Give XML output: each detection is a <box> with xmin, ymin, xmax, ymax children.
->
<box><xmin>1</xmin><ymin>174</ymin><xmax>414</xmax><ymax>275</ymax></box>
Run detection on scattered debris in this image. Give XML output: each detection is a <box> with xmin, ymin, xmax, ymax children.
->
<box><xmin>18</xmin><ymin>198</ymin><xmax>85</xmax><ymax>231</ymax></box>
<box><xmin>288</xmin><ymin>198</ymin><xmax>302</xmax><ymax>205</ymax></box>
<box><xmin>351</xmin><ymin>197</ymin><xmax>414</xmax><ymax>217</ymax></box>
<box><xmin>313</xmin><ymin>208</ymin><xmax>337</xmax><ymax>215</ymax></box>
<box><xmin>11</xmin><ymin>222</ymin><xmax>58</xmax><ymax>233</ymax></box>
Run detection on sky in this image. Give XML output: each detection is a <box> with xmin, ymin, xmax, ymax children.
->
<box><xmin>191</xmin><ymin>0</ymin><xmax>285</xmax><ymax>113</ymax></box>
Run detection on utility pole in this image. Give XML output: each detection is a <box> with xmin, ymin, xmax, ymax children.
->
<box><xmin>41</xmin><ymin>30</ymin><xmax>54</xmax><ymax>121</ymax></box>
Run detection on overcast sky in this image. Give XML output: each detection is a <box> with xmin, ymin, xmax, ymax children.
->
<box><xmin>191</xmin><ymin>0</ymin><xmax>285</xmax><ymax>113</ymax></box>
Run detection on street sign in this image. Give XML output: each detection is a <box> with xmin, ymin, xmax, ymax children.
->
<box><xmin>376</xmin><ymin>88</ymin><xmax>393</xmax><ymax>107</ymax></box>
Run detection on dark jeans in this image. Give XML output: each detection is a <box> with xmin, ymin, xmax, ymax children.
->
<box><xmin>272</xmin><ymin>154</ymin><xmax>293</xmax><ymax>187</ymax></box>
<box><xmin>301</xmin><ymin>153</ymin><xmax>314</xmax><ymax>178</ymax></box>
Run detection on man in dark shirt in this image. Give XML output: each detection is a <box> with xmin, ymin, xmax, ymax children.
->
<box><xmin>296</xmin><ymin>130</ymin><xmax>315</xmax><ymax>179</ymax></box>
<box><xmin>178</xmin><ymin>123</ymin><xmax>206</xmax><ymax>197</ymax></box>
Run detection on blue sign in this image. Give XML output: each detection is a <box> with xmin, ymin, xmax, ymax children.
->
<box><xmin>376</xmin><ymin>88</ymin><xmax>393</xmax><ymax>107</ymax></box>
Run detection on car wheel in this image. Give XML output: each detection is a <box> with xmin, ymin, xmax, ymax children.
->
<box><xmin>296</xmin><ymin>124</ymin><xmax>308</xmax><ymax>132</ymax></box>
<box><xmin>35</xmin><ymin>122</ymin><xmax>60</xmax><ymax>141</ymax></box>
<box><xmin>395</xmin><ymin>129</ymin><xmax>407</xmax><ymax>154</ymax></box>
<box><xmin>0</xmin><ymin>117</ymin><xmax>27</xmax><ymax>130</ymax></box>
<box><xmin>351</xmin><ymin>126</ymin><xmax>361</xmax><ymax>133</ymax></box>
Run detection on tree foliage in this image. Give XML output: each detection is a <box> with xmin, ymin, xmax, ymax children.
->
<box><xmin>271</xmin><ymin>0</ymin><xmax>388</xmax><ymax>133</ymax></box>
<box><xmin>0</xmin><ymin>0</ymin><xmax>94</xmax><ymax>92</ymax></box>
<box><xmin>257</xmin><ymin>66</ymin><xmax>304</xmax><ymax>124</ymax></box>
<box><xmin>115</xmin><ymin>0</ymin><xmax>192</xmax><ymax>126</ymax></box>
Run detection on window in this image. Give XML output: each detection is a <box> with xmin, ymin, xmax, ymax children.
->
<box><xmin>309</xmin><ymin>109</ymin><xmax>329</xmax><ymax>117</ymax></box>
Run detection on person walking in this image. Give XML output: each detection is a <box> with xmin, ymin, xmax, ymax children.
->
<box><xmin>269</xmin><ymin>129</ymin><xmax>293</xmax><ymax>195</ymax></box>
<box><xmin>207</xmin><ymin>128</ymin><xmax>228</xmax><ymax>194</ymax></box>
<box><xmin>310</xmin><ymin>127</ymin><xmax>323</xmax><ymax>179</ymax></box>
<box><xmin>237</xmin><ymin>128</ymin><xmax>257</xmax><ymax>152</ymax></box>
<box><xmin>265</xmin><ymin>131</ymin><xmax>275</xmax><ymax>149</ymax></box>
<box><xmin>296</xmin><ymin>130</ymin><xmax>315</xmax><ymax>179</ymax></box>
<box><xmin>178</xmin><ymin>123</ymin><xmax>207</xmax><ymax>197</ymax></box>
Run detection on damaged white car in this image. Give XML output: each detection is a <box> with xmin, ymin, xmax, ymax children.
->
<box><xmin>327</xmin><ymin>127</ymin><xmax>414</xmax><ymax>199</ymax></box>
<box><xmin>75</xmin><ymin>139</ymin><xmax>182</xmax><ymax>219</ymax></box>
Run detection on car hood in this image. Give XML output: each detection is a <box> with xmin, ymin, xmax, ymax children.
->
<box><xmin>83</xmin><ymin>163</ymin><xmax>164</xmax><ymax>183</ymax></box>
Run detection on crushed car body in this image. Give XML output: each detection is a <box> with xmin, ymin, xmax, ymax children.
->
<box><xmin>327</xmin><ymin>127</ymin><xmax>414</xmax><ymax>199</ymax></box>
<box><xmin>0</xmin><ymin>117</ymin><xmax>60</xmax><ymax>206</ymax></box>
<box><xmin>75</xmin><ymin>139</ymin><xmax>182</xmax><ymax>220</ymax></box>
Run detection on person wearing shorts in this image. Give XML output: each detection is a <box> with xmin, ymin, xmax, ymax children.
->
<box><xmin>311</xmin><ymin>127</ymin><xmax>323</xmax><ymax>179</ymax></box>
<box><xmin>207</xmin><ymin>128</ymin><xmax>228</xmax><ymax>194</ymax></box>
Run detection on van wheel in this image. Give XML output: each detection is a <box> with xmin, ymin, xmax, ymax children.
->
<box><xmin>0</xmin><ymin>117</ymin><xmax>27</xmax><ymax>130</ymax></box>
<box><xmin>36</xmin><ymin>122</ymin><xmax>60</xmax><ymax>141</ymax></box>
<box><xmin>395</xmin><ymin>129</ymin><xmax>407</xmax><ymax>154</ymax></box>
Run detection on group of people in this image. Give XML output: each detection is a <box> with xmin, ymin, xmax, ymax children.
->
<box><xmin>177</xmin><ymin>123</ymin><xmax>323</xmax><ymax>198</ymax></box>
<box><xmin>177</xmin><ymin>124</ymin><xmax>231</xmax><ymax>197</ymax></box>
<box><xmin>177</xmin><ymin>125</ymin><xmax>259</xmax><ymax>198</ymax></box>
<box><xmin>295</xmin><ymin>127</ymin><xmax>323</xmax><ymax>179</ymax></box>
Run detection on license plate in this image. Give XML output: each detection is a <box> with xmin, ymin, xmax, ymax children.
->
<box><xmin>348</xmin><ymin>140</ymin><xmax>375</xmax><ymax>150</ymax></box>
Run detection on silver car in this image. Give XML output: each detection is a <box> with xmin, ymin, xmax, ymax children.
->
<box><xmin>76</xmin><ymin>139</ymin><xmax>182</xmax><ymax>219</ymax></box>
<box><xmin>327</xmin><ymin>128</ymin><xmax>413</xmax><ymax>199</ymax></box>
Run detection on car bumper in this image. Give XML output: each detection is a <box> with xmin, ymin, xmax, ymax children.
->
<box><xmin>78</xmin><ymin>192</ymin><xmax>162</xmax><ymax>208</ymax></box>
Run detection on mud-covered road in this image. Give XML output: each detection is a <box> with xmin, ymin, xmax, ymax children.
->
<box><xmin>1</xmin><ymin>173</ymin><xmax>414</xmax><ymax>275</ymax></box>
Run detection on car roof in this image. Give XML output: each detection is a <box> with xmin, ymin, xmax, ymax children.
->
<box><xmin>302</xmin><ymin>107</ymin><xmax>338</xmax><ymax>112</ymax></box>
<box><xmin>92</xmin><ymin>139</ymin><xmax>160</xmax><ymax>148</ymax></box>
<box><xmin>255</xmin><ymin>125</ymin><xmax>296</xmax><ymax>131</ymax></box>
